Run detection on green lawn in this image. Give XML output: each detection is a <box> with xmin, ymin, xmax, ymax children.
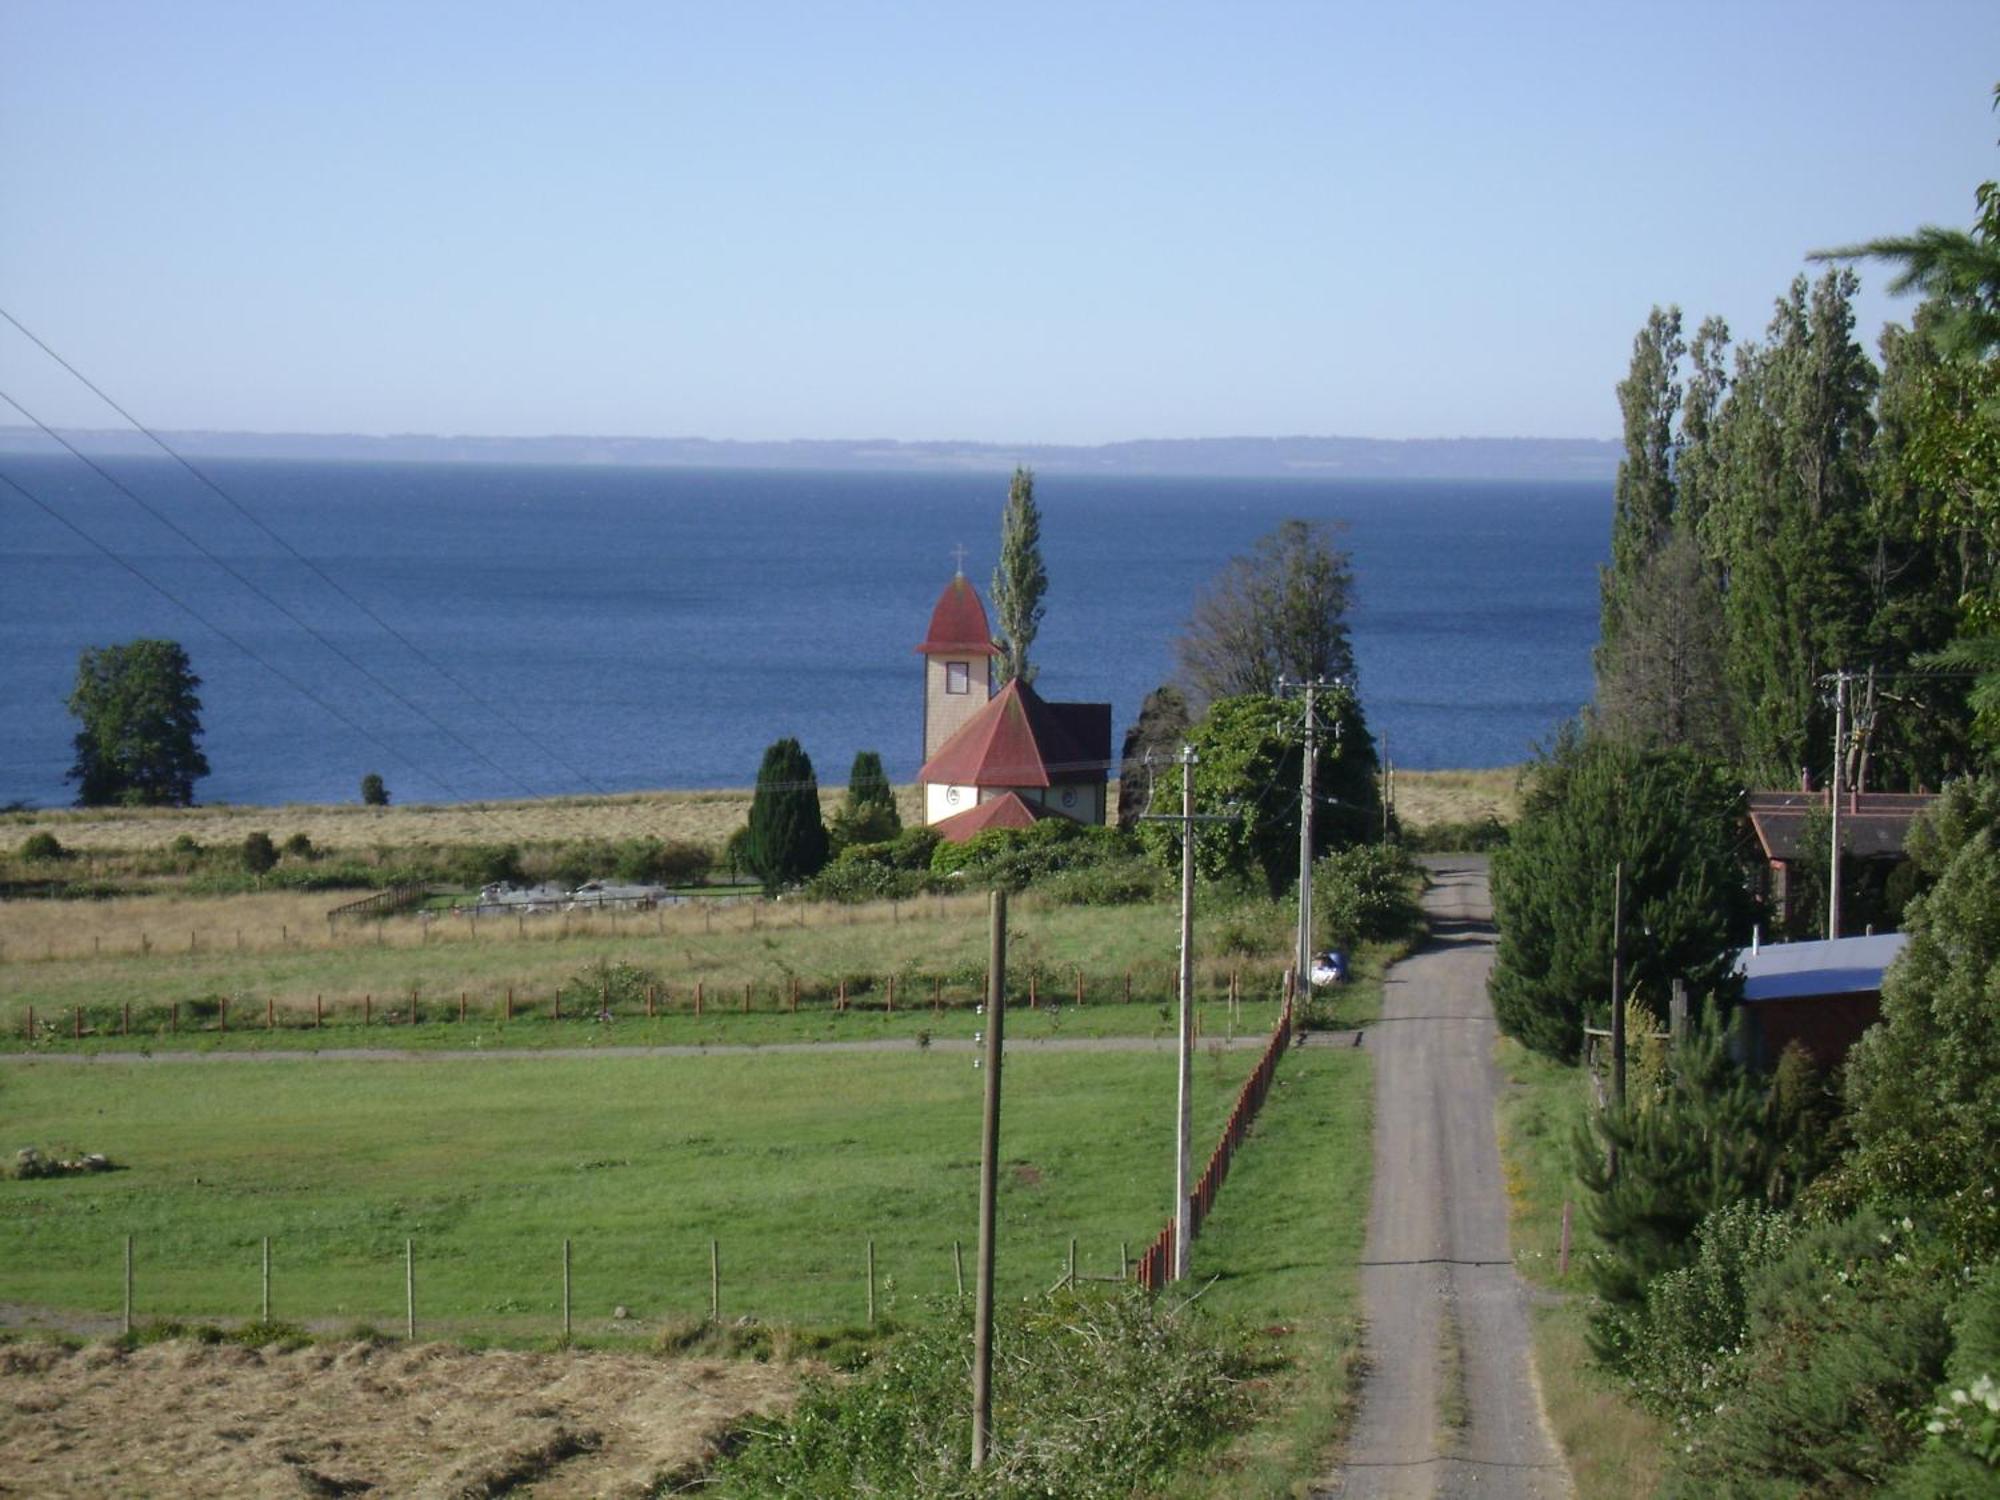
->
<box><xmin>2</xmin><ymin>1040</ymin><xmax>1327</xmax><ymax>1338</ymax></box>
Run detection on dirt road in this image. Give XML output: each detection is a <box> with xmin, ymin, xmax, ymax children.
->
<box><xmin>1318</xmin><ymin>857</ymin><xmax>1568</xmax><ymax>1498</ymax></box>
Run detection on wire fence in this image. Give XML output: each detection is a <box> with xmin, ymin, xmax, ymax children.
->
<box><xmin>13</xmin><ymin>964</ymin><xmax>1284</xmax><ymax>1044</ymax></box>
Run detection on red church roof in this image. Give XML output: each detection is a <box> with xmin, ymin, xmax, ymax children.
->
<box><xmin>915</xmin><ymin>575</ymin><xmax>998</xmax><ymax>656</ymax></box>
<box><xmin>930</xmin><ymin>791</ymin><xmax>1061</xmax><ymax>843</ymax></box>
<box><xmin>918</xmin><ymin>678</ymin><xmax>1108</xmax><ymax>788</ymax></box>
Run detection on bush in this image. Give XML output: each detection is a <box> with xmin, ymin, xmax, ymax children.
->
<box><xmin>713</xmin><ymin>1290</ymin><xmax>1251</xmax><ymax>1498</ymax></box>
<box><xmin>448</xmin><ymin>843</ymin><xmax>522</xmax><ymax>888</ymax></box>
<box><xmin>930</xmin><ymin>819</ymin><xmax>1140</xmax><ymax>893</ymax></box>
<box><xmin>240</xmin><ymin>831</ymin><xmax>278</xmax><ymax>874</ymax></box>
<box><xmin>1312</xmin><ymin>843</ymin><xmax>1423</xmax><ymax>950</ymax></box>
<box><xmin>807</xmin><ymin>858</ymin><xmax>934</xmax><ymax>904</ymax></box>
<box><xmin>19</xmin><ymin>831</ymin><xmax>66</xmax><ymax>862</ymax></box>
<box><xmin>281</xmin><ymin>832</ymin><xmax>314</xmax><ymax>859</ymax></box>
<box><xmin>556</xmin><ymin>958</ymin><xmax>659</xmax><ymax>1016</ymax></box>
<box><xmin>360</xmin><ymin>772</ymin><xmax>389</xmax><ymax>806</ymax></box>
<box><xmin>1399</xmin><ymin>816</ymin><xmax>1511</xmax><ymax>853</ymax></box>
<box><xmin>1036</xmin><ymin>856</ymin><xmax>1168</xmax><ymax>906</ymax></box>
<box><xmin>609</xmin><ymin>836</ymin><xmax>710</xmax><ymax>886</ymax></box>
<box><xmin>168</xmin><ymin>833</ymin><xmax>201</xmax><ymax>856</ymax></box>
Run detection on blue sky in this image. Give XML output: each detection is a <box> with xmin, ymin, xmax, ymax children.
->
<box><xmin>3</xmin><ymin>1</ymin><xmax>1996</xmax><ymax>444</ymax></box>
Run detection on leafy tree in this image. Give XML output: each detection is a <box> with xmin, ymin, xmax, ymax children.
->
<box><xmin>1116</xmin><ymin>684</ymin><xmax>1191</xmax><ymax>827</ymax></box>
<box><xmin>1598</xmin><ymin>304</ymin><xmax>1685</xmax><ymax>670</ymax></box>
<box><xmin>1489</xmin><ymin>731</ymin><xmax>1756</xmax><ymax>1062</ymax></box>
<box><xmin>1175</xmin><ymin>520</ymin><xmax>1356</xmax><ymax>706</ymax></box>
<box><xmin>992</xmin><ymin>465</ymin><xmax>1047</xmax><ymax>686</ymax></box>
<box><xmin>1132</xmin><ymin>691</ymin><xmax>1377</xmax><ymax>896</ymax></box>
<box><xmin>829</xmin><ymin>749</ymin><xmax>900</xmax><ymax>850</ymax></box>
<box><xmin>360</xmin><ymin>772</ymin><xmax>389</xmax><ymax>806</ymax></box>
<box><xmin>67</xmin><ymin>639</ymin><xmax>210</xmax><ymax>807</ymax></box>
<box><xmin>742</xmin><ymin>737</ymin><xmax>830</xmax><ymax>893</ymax></box>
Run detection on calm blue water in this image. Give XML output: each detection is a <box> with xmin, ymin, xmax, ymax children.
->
<box><xmin>0</xmin><ymin>457</ymin><xmax>1609</xmax><ymax>807</ymax></box>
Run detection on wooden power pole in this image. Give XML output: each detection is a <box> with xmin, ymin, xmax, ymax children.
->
<box><xmin>971</xmin><ymin>889</ymin><xmax>1006</xmax><ymax>1469</ymax></box>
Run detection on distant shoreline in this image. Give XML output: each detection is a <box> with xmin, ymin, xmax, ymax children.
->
<box><xmin>0</xmin><ymin>425</ymin><xmax>1619</xmax><ymax>483</ymax></box>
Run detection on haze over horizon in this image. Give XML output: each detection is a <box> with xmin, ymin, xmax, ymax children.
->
<box><xmin>3</xmin><ymin>3</ymin><xmax>1997</xmax><ymax>450</ymax></box>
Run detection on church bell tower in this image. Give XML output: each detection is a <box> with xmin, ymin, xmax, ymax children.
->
<box><xmin>916</xmin><ymin>564</ymin><xmax>996</xmax><ymax>763</ymax></box>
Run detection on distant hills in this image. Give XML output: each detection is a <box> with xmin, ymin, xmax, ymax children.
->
<box><xmin>0</xmin><ymin>427</ymin><xmax>1620</xmax><ymax>482</ymax></box>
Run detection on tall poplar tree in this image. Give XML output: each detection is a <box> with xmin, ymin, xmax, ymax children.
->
<box><xmin>1598</xmin><ymin>305</ymin><xmax>1685</xmax><ymax>674</ymax></box>
<box><xmin>991</xmin><ymin>466</ymin><xmax>1047</xmax><ymax>686</ymax></box>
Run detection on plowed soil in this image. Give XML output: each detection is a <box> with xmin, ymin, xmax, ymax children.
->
<box><xmin>0</xmin><ymin>1338</ymin><xmax>797</xmax><ymax>1498</ymax></box>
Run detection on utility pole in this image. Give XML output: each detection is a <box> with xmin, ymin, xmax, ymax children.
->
<box><xmin>1139</xmin><ymin>744</ymin><xmax>1233</xmax><ymax>1281</ymax></box>
<box><xmin>1828</xmin><ymin>670</ymin><xmax>1850</xmax><ymax>942</ymax></box>
<box><xmin>1279</xmin><ymin>678</ymin><xmax>1344</xmax><ymax>984</ymax></box>
<box><xmin>971</xmin><ymin>889</ymin><xmax>1006</xmax><ymax>1470</ymax></box>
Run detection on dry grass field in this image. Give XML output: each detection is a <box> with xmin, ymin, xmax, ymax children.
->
<box><xmin>0</xmin><ymin>1337</ymin><xmax>796</xmax><ymax>1499</ymax></box>
<box><xmin>0</xmin><ymin>784</ymin><xmax>926</xmax><ymax>857</ymax></box>
<box><xmin>1392</xmin><ymin>767</ymin><xmax>1523</xmax><ymax>829</ymax></box>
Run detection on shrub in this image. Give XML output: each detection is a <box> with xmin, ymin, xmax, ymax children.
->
<box><xmin>168</xmin><ymin>833</ymin><xmax>201</xmax><ymax>856</ymax></box>
<box><xmin>807</xmin><ymin>858</ymin><xmax>934</xmax><ymax>904</ymax></box>
<box><xmin>281</xmin><ymin>832</ymin><xmax>314</xmax><ymax>859</ymax></box>
<box><xmin>449</xmin><ymin>843</ymin><xmax>522</xmax><ymax>888</ymax></box>
<box><xmin>1312</xmin><ymin>843</ymin><xmax>1423</xmax><ymax>950</ymax></box>
<box><xmin>713</xmin><ymin>1290</ymin><xmax>1251</xmax><ymax>1498</ymax></box>
<box><xmin>557</xmin><ymin>958</ymin><xmax>659</xmax><ymax>1016</ymax></box>
<box><xmin>609</xmin><ymin>836</ymin><xmax>710</xmax><ymax>885</ymax></box>
<box><xmin>1036</xmin><ymin>856</ymin><xmax>1167</xmax><ymax>905</ymax></box>
<box><xmin>19</xmin><ymin>831</ymin><xmax>66</xmax><ymax>862</ymax></box>
<box><xmin>360</xmin><ymin>772</ymin><xmax>389</xmax><ymax>806</ymax></box>
<box><xmin>1399</xmin><ymin>816</ymin><xmax>1511</xmax><ymax>853</ymax></box>
<box><xmin>240</xmin><ymin>831</ymin><xmax>278</xmax><ymax>875</ymax></box>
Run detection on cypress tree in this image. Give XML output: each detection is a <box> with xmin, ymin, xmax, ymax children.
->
<box><xmin>992</xmin><ymin>466</ymin><xmax>1047</xmax><ymax>686</ymax></box>
<box><xmin>831</xmin><ymin>749</ymin><xmax>901</xmax><ymax>849</ymax></box>
<box><xmin>743</xmin><ymin>738</ymin><xmax>830</xmax><ymax>893</ymax></box>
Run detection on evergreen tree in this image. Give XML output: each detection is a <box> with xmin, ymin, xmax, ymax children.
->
<box><xmin>67</xmin><ymin>639</ymin><xmax>210</xmax><ymax>807</ymax></box>
<box><xmin>360</xmin><ymin>772</ymin><xmax>390</xmax><ymax>806</ymax></box>
<box><xmin>830</xmin><ymin>749</ymin><xmax>901</xmax><ymax>849</ymax></box>
<box><xmin>991</xmin><ymin>466</ymin><xmax>1046</xmax><ymax>686</ymax></box>
<box><xmin>743</xmin><ymin>738</ymin><xmax>830</xmax><ymax>893</ymax></box>
<box><xmin>1489</xmin><ymin>731</ymin><xmax>1756</xmax><ymax>1062</ymax></box>
<box><xmin>1116</xmin><ymin>684</ymin><xmax>1192</xmax><ymax>827</ymax></box>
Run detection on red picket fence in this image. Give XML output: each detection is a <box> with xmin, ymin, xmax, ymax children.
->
<box><xmin>1134</xmin><ymin>982</ymin><xmax>1296</xmax><ymax>1293</ymax></box>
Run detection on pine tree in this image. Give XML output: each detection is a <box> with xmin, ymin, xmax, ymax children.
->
<box><xmin>1489</xmin><ymin>732</ymin><xmax>1756</xmax><ymax>1062</ymax></box>
<box><xmin>743</xmin><ymin>738</ymin><xmax>830</xmax><ymax>893</ymax></box>
<box><xmin>991</xmin><ymin>466</ymin><xmax>1046</xmax><ymax>686</ymax></box>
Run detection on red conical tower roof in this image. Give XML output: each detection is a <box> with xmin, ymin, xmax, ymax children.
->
<box><xmin>916</xmin><ymin>574</ymin><xmax>998</xmax><ymax>656</ymax></box>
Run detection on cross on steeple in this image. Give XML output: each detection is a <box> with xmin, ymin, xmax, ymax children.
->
<box><xmin>951</xmin><ymin>543</ymin><xmax>968</xmax><ymax>576</ymax></box>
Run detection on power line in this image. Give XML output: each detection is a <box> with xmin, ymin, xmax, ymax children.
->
<box><xmin>0</xmin><ymin>468</ymin><xmax>464</xmax><ymax>800</ymax></box>
<box><xmin>0</xmin><ymin>388</ymin><xmax>542</xmax><ymax>798</ymax></box>
<box><xmin>0</xmin><ymin>306</ymin><xmax>614</xmax><ymax>795</ymax></box>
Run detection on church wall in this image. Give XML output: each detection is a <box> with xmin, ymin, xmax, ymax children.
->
<box><xmin>923</xmin><ymin>655</ymin><xmax>992</xmax><ymax>762</ymax></box>
<box><xmin>925</xmin><ymin>782</ymin><xmax>983</xmax><ymax>824</ymax></box>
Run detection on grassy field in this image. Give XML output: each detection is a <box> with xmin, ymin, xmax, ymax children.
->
<box><xmin>1</xmin><ymin>1035</ymin><xmax>1354</xmax><ymax>1335</ymax></box>
<box><xmin>1493</xmin><ymin>1036</ymin><xmax>1665</xmax><ymax>1500</ymax></box>
<box><xmin>0</xmin><ymin>886</ymin><xmax>1333</xmax><ymax>1049</ymax></box>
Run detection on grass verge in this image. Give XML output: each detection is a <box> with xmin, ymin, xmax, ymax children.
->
<box><xmin>1494</xmin><ymin>1035</ymin><xmax>1664</xmax><ymax>1500</ymax></box>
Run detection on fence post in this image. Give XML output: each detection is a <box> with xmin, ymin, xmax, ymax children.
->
<box><xmin>25</xmin><ymin>1004</ymin><xmax>33</xmax><ymax>1040</ymax></box>
<box><xmin>646</xmin><ymin>985</ymin><xmax>656</xmax><ymax>1019</ymax></box>
<box><xmin>405</xmin><ymin>1239</ymin><xmax>416</xmax><ymax>1341</ymax></box>
<box><xmin>219</xmin><ymin>998</ymin><xmax>227</xmax><ymax>1033</ymax></box>
<box><xmin>267</xmin><ymin>996</ymin><xmax>275</xmax><ymax>1030</ymax></box>
<box><xmin>743</xmin><ymin>982</ymin><xmax>751</xmax><ymax>1014</ymax></box>
<box><xmin>73</xmin><ymin>1006</ymin><xmax>81</xmax><ymax>1040</ymax></box>
<box><xmin>563</xmin><ymin>1238</ymin><xmax>572</xmax><ymax>1342</ymax></box>
<box><xmin>953</xmin><ymin>1239</ymin><xmax>965</xmax><ymax>1298</ymax></box>
<box><xmin>695</xmin><ymin>981</ymin><xmax>704</xmax><ymax>1016</ymax></box>
<box><xmin>1121</xmin><ymin>1241</ymin><xmax>1129</xmax><ymax>1282</ymax></box>
<box><xmin>170</xmin><ymin>1002</ymin><xmax>177</xmax><ymax>1034</ymax></box>
<box><xmin>123</xmin><ymin>1234</ymin><xmax>133</xmax><ymax>1336</ymax></box>
<box><xmin>365</xmin><ymin>994</ymin><xmax>372</xmax><ymax>1026</ymax></box>
<box><xmin>262</xmin><ymin>1235</ymin><xmax>271</xmax><ymax>1322</ymax></box>
<box><xmin>1559</xmin><ymin>1201</ymin><xmax>1573</xmax><ymax>1277</ymax></box>
<box><xmin>1067</xmin><ymin>1237</ymin><xmax>1077</xmax><ymax>1290</ymax></box>
<box><xmin>790</xmin><ymin>977</ymin><xmax>799</xmax><ymax>1013</ymax></box>
<box><xmin>505</xmin><ymin>987</ymin><xmax>513</xmax><ymax>1022</ymax></box>
<box><xmin>1075</xmin><ymin>968</ymin><xmax>1084</xmax><ymax>1007</ymax></box>
<box><xmin>552</xmin><ymin>989</ymin><xmax>561</xmax><ymax>1021</ymax></box>
<box><xmin>709</xmin><ymin>1239</ymin><xmax>720</xmax><ymax>1323</ymax></box>
<box><xmin>122</xmin><ymin>1001</ymin><xmax>129</xmax><ymax>1036</ymax></box>
<box><xmin>459</xmin><ymin>992</ymin><xmax>467</xmax><ymax>1023</ymax></box>
<box><xmin>866</xmin><ymin>1238</ymin><xmax>876</xmax><ymax>1325</ymax></box>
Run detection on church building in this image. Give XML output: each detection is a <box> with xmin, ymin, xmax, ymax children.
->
<box><xmin>914</xmin><ymin>570</ymin><xmax>1112</xmax><ymax>842</ymax></box>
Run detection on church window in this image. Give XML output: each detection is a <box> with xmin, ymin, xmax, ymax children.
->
<box><xmin>946</xmin><ymin>661</ymin><xmax>970</xmax><ymax>694</ymax></box>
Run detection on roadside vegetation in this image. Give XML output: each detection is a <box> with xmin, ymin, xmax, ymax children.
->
<box><xmin>1484</xmin><ymin>115</ymin><xmax>2000</xmax><ymax>1497</ymax></box>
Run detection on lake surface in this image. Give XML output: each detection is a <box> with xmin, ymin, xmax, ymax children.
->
<box><xmin>0</xmin><ymin>457</ymin><xmax>1609</xmax><ymax>807</ymax></box>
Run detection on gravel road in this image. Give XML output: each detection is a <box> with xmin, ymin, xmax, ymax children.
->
<box><xmin>1317</xmin><ymin>856</ymin><xmax>1569</xmax><ymax>1498</ymax></box>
